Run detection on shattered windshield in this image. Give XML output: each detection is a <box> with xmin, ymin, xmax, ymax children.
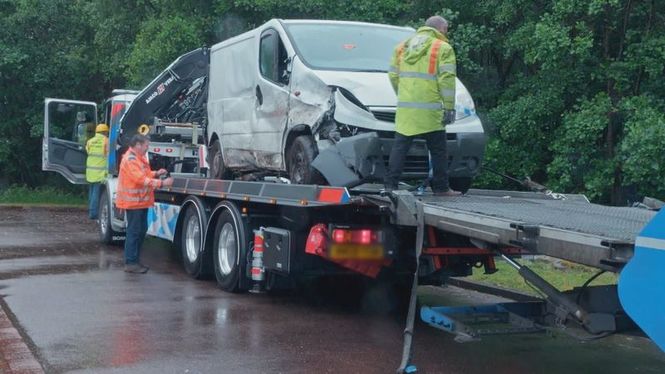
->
<box><xmin>284</xmin><ymin>23</ymin><xmax>413</xmax><ymax>72</ymax></box>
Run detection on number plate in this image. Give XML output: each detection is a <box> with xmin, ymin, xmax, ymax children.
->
<box><xmin>329</xmin><ymin>244</ymin><xmax>384</xmax><ymax>260</ymax></box>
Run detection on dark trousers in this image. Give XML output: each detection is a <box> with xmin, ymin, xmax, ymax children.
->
<box><xmin>385</xmin><ymin>130</ymin><xmax>450</xmax><ymax>192</ymax></box>
<box><xmin>88</xmin><ymin>183</ymin><xmax>101</xmax><ymax>219</ymax></box>
<box><xmin>124</xmin><ymin>208</ymin><xmax>148</xmax><ymax>265</ymax></box>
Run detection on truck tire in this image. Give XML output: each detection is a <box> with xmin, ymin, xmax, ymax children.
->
<box><xmin>212</xmin><ymin>202</ymin><xmax>248</xmax><ymax>292</ymax></box>
<box><xmin>286</xmin><ymin>135</ymin><xmax>325</xmax><ymax>185</ymax></box>
<box><xmin>180</xmin><ymin>198</ymin><xmax>211</xmax><ymax>279</ymax></box>
<box><xmin>98</xmin><ymin>189</ymin><xmax>120</xmax><ymax>245</ymax></box>
<box><xmin>208</xmin><ymin>140</ymin><xmax>229</xmax><ymax>179</ymax></box>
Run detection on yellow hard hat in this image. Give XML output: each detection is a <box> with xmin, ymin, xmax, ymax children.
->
<box><xmin>138</xmin><ymin>124</ymin><xmax>151</xmax><ymax>135</ymax></box>
<box><xmin>96</xmin><ymin>123</ymin><xmax>109</xmax><ymax>133</ymax></box>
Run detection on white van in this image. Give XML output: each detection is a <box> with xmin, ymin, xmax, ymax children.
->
<box><xmin>207</xmin><ymin>19</ymin><xmax>485</xmax><ymax>190</ymax></box>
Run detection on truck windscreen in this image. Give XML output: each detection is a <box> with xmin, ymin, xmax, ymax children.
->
<box><xmin>284</xmin><ymin>23</ymin><xmax>413</xmax><ymax>72</ymax></box>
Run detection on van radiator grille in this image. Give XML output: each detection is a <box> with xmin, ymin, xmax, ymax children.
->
<box><xmin>372</xmin><ymin>111</ymin><xmax>395</xmax><ymax>123</ymax></box>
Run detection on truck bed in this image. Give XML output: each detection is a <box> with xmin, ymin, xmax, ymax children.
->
<box><xmin>419</xmin><ymin>189</ymin><xmax>654</xmax><ymax>271</ymax></box>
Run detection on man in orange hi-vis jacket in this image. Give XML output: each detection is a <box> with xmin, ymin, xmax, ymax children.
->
<box><xmin>116</xmin><ymin>134</ymin><xmax>173</xmax><ymax>273</ymax></box>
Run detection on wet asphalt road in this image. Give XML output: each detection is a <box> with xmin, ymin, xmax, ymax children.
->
<box><xmin>1</xmin><ymin>206</ymin><xmax>664</xmax><ymax>373</ymax></box>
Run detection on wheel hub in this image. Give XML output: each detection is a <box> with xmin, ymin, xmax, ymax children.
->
<box><xmin>185</xmin><ymin>214</ymin><xmax>201</xmax><ymax>262</ymax></box>
<box><xmin>217</xmin><ymin>222</ymin><xmax>237</xmax><ymax>275</ymax></box>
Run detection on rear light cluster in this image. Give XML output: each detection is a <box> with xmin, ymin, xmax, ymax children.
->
<box><xmin>331</xmin><ymin>228</ymin><xmax>381</xmax><ymax>245</ymax></box>
<box><xmin>305</xmin><ymin>224</ymin><xmax>384</xmax><ymax>259</ymax></box>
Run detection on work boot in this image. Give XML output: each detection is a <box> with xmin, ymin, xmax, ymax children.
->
<box><xmin>433</xmin><ymin>189</ymin><xmax>462</xmax><ymax>197</ymax></box>
<box><xmin>124</xmin><ymin>263</ymin><xmax>148</xmax><ymax>274</ymax></box>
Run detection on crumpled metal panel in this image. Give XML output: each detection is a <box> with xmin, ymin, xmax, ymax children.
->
<box><xmin>286</xmin><ymin>56</ymin><xmax>333</xmax><ymax>132</ymax></box>
<box><xmin>312</xmin><ymin>132</ymin><xmax>386</xmax><ymax>187</ymax></box>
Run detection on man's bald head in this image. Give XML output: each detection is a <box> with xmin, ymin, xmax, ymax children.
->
<box><xmin>425</xmin><ymin>15</ymin><xmax>449</xmax><ymax>34</ymax></box>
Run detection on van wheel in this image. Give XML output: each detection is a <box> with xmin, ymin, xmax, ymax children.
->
<box><xmin>287</xmin><ymin>135</ymin><xmax>325</xmax><ymax>185</ymax></box>
<box><xmin>449</xmin><ymin>177</ymin><xmax>472</xmax><ymax>193</ymax></box>
<box><xmin>99</xmin><ymin>190</ymin><xmax>120</xmax><ymax>244</ymax></box>
<box><xmin>180</xmin><ymin>198</ymin><xmax>211</xmax><ymax>279</ymax></box>
<box><xmin>212</xmin><ymin>202</ymin><xmax>248</xmax><ymax>292</ymax></box>
<box><xmin>208</xmin><ymin>140</ymin><xmax>228</xmax><ymax>179</ymax></box>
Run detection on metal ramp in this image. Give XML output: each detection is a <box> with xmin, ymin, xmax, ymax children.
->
<box><xmin>420</xmin><ymin>302</ymin><xmax>546</xmax><ymax>342</ymax></box>
<box><xmin>418</xmin><ymin>189</ymin><xmax>655</xmax><ymax>271</ymax></box>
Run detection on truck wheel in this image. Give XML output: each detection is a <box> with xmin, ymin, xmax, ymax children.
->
<box><xmin>99</xmin><ymin>189</ymin><xmax>120</xmax><ymax>245</ymax></box>
<box><xmin>287</xmin><ymin>135</ymin><xmax>325</xmax><ymax>185</ymax></box>
<box><xmin>449</xmin><ymin>177</ymin><xmax>472</xmax><ymax>193</ymax></box>
<box><xmin>212</xmin><ymin>202</ymin><xmax>248</xmax><ymax>292</ymax></box>
<box><xmin>208</xmin><ymin>140</ymin><xmax>228</xmax><ymax>179</ymax></box>
<box><xmin>180</xmin><ymin>198</ymin><xmax>210</xmax><ymax>279</ymax></box>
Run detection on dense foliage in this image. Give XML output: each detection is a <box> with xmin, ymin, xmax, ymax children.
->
<box><xmin>0</xmin><ymin>0</ymin><xmax>662</xmax><ymax>204</ymax></box>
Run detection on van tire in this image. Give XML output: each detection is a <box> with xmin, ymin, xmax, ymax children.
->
<box><xmin>286</xmin><ymin>135</ymin><xmax>325</xmax><ymax>185</ymax></box>
<box><xmin>208</xmin><ymin>140</ymin><xmax>228</xmax><ymax>179</ymax></box>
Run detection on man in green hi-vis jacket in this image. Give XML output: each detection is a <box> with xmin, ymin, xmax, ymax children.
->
<box><xmin>385</xmin><ymin>15</ymin><xmax>461</xmax><ymax>196</ymax></box>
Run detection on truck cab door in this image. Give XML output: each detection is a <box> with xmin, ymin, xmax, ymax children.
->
<box><xmin>42</xmin><ymin>98</ymin><xmax>98</xmax><ymax>184</ymax></box>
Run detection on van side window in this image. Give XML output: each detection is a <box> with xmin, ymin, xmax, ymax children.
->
<box><xmin>260</xmin><ymin>30</ymin><xmax>289</xmax><ymax>85</ymax></box>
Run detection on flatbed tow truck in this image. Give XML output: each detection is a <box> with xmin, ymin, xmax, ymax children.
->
<box><xmin>42</xmin><ymin>58</ymin><xmax>664</xmax><ymax>373</ymax></box>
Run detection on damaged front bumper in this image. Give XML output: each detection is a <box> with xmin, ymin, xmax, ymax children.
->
<box><xmin>312</xmin><ymin>131</ymin><xmax>486</xmax><ymax>188</ymax></box>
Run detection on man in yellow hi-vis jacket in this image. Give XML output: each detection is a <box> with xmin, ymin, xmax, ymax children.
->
<box><xmin>385</xmin><ymin>15</ymin><xmax>461</xmax><ymax>196</ymax></box>
<box><xmin>86</xmin><ymin>123</ymin><xmax>110</xmax><ymax>219</ymax></box>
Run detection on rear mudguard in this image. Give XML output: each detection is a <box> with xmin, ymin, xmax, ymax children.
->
<box><xmin>618</xmin><ymin>209</ymin><xmax>665</xmax><ymax>352</ymax></box>
<box><xmin>311</xmin><ymin>132</ymin><xmax>385</xmax><ymax>187</ymax></box>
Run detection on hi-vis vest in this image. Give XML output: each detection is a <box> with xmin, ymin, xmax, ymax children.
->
<box><xmin>116</xmin><ymin>150</ymin><xmax>161</xmax><ymax>210</ymax></box>
<box><xmin>389</xmin><ymin>26</ymin><xmax>456</xmax><ymax>136</ymax></box>
<box><xmin>85</xmin><ymin>134</ymin><xmax>108</xmax><ymax>183</ymax></box>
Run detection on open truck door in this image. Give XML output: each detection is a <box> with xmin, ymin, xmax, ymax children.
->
<box><xmin>42</xmin><ymin>98</ymin><xmax>98</xmax><ymax>184</ymax></box>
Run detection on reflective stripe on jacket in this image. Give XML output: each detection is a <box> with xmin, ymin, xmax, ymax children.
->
<box><xmin>389</xmin><ymin>26</ymin><xmax>456</xmax><ymax>136</ymax></box>
<box><xmin>85</xmin><ymin>134</ymin><xmax>108</xmax><ymax>183</ymax></box>
<box><xmin>116</xmin><ymin>150</ymin><xmax>161</xmax><ymax>209</ymax></box>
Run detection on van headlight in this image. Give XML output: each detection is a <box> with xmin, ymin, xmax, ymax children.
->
<box><xmin>455</xmin><ymin>80</ymin><xmax>476</xmax><ymax>121</ymax></box>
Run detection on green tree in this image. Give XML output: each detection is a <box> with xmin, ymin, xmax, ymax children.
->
<box><xmin>0</xmin><ymin>0</ymin><xmax>100</xmax><ymax>185</ymax></box>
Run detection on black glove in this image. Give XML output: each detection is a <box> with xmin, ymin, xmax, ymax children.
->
<box><xmin>443</xmin><ymin>110</ymin><xmax>456</xmax><ymax>125</ymax></box>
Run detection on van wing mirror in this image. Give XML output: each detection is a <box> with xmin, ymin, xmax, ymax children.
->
<box><xmin>280</xmin><ymin>56</ymin><xmax>293</xmax><ymax>85</ymax></box>
<box><xmin>285</xmin><ymin>56</ymin><xmax>293</xmax><ymax>73</ymax></box>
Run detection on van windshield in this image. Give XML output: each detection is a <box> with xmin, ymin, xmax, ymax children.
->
<box><xmin>284</xmin><ymin>23</ymin><xmax>414</xmax><ymax>72</ymax></box>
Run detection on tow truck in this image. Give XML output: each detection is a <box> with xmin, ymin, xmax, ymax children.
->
<box><xmin>42</xmin><ymin>54</ymin><xmax>663</xmax><ymax>374</ymax></box>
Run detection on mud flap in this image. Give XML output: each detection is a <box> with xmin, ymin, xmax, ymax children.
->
<box><xmin>618</xmin><ymin>209</ymin><xmax>665</xmax><ymax>352</ymax></box>
<box><xmin>311</xmin><ymin>132</ymin><xmax>386</xmax><ymax>187</ymax></box>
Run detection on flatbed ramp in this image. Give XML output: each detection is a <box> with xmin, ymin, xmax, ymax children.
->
<box><xmin>365</xmin><ymin>188</ymin><xmax>655</xmax><ymax>271</ymax></box>
<box><xmin>420</xmin><ymin>190</ymin><xmax>654</xmax><ymax>270</ymax></box>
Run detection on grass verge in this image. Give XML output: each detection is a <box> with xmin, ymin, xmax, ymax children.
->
<box><xmin>0</xmin><ymin>185</ymin><xmax>86</xmax><ymax>206</ymax></box>
<box><xmin>469</xmin><ymin>257</ymin><xmax>618</xmax><ymax>296</ymax></box>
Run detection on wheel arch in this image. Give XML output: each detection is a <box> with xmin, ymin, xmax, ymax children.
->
<box><xmin>283</xmin><ymin>125</ymin><xmax>314</xmax><ymax>168</ymax></box>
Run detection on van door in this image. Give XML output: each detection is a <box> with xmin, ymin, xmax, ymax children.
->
<box><xmin>42</xmin><ymin>98</ymin><xmax>98</xmax><ymax>184</ymax></box>
<box><xmin>254</xmin><ymin>28</ymin><xmax>291</xmax><ymax>169</ymax></box>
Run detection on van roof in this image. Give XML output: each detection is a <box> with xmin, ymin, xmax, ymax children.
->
<box><xmin>279</xmin><ymin>19</ymin><xmax>414</xmax><ymax>32</ymax></box>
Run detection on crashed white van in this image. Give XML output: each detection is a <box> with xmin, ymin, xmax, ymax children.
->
<box><xmin>207</xmin><ymin>19</ymin><xmax>485</xmax><ymax>190</ymax></box>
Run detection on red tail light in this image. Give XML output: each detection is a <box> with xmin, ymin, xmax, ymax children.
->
<box><xmin>331</xmin><ymin>228</ymin><xmax>381</xmax><ymax>245</ymax></box>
